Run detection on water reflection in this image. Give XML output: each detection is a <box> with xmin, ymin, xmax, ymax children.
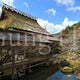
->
<box><xmin>16</xmin><ymin>64</ymin><xmax>59</xmax><ymax>80</ymax></box>
<box><xmin>48</xmin><ymin>70</ymin><xmax>78</xmax><ymax>80</ymax></box>
<box><xmin>2</xmin><ymin>64</ymin><xmax>78</xmax><ymax>80</ymax></box>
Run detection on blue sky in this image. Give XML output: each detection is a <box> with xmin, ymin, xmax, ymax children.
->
<box><xmin>0</xmin><ymin>0</ymin><xmax>80</xmax><ymax>34</ymax></box>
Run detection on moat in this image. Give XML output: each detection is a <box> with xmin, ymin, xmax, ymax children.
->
<box><xmin>1</xmin><ymin>63</ymin><xmax>78</xmax><ymax>80</ymax></box>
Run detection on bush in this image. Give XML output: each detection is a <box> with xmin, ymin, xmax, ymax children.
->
<box><xmin>61</xmin><ymin>60</ymin><xmax>70</xmax><ymax>67</ymax></box>
<box><xmin>68</xmin><ymin>64</ymin><xmax>73</xmax><ymax>67</ymax></box>
<box><xmin>77</xmin><ymin>50</ymin><xmax>80</xmax><ymax>54</ymax></box>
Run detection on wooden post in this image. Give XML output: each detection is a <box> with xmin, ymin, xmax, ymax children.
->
<box><xmin>0</xmin><ymin>48</ymin><xmax>2</xmax><ymax>65</ymax></box>
<box><xmin>0</xmin><ymin>48</ymin><xmax>2</xmax><ymax>70</ymax></box>
<box><xmin>27</xmin><ymin>50</ymin><xmax>32</xmax><ymax>73</ymax></box>
<box><xmin>1</xmin><ymin>48</ymin><xmax>3</xmax><ymax>63</ymax></box>
<box><xmin>24</xmin><ymin>48</ymin><xmax>26</xmax><ymax>59</ymax></box>
<box><xmin>11</xmin><ymin>47</ymin><xmax>15</xmax><ymax>80</ymax></box>
<box><xmin>28</xmin><ymin>64</ymin><xmax>32</xmax><ymax>73</ymax></box>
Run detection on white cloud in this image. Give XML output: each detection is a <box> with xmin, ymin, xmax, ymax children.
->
<box><xmin>0</xmin><ymin>7</ymin><xmax>2</xmax><ymax>13</ymax></box>
<box><xmin>62</xmin><ymin>18</ymin><xmax>77</xmax><ymax>26</ymax></box>
<box><xmin>0</xmin><ymin>0</ymin><xmax>14</xmax><ymax>6</ymax></box>
<box><xmin>55</xmin><ymin>0</ymin><xmax>80</xmax><ymax>12</ymax></box>
<box><xmin>0</xmin><ymin>0</ymin><xmax>15</xmax><ymax>15</ymax></box>
<box><xmin>67</xmin><ymin>6</ymin><xmax>80</xmax><ymax>12</ymax></box>
<box><xmin>56</xmin><ymin>0</ymin><xmax>75</xmax><ymax>6</ymax></box>
<box><xmin>0</xmin><ymin>7</ymin><xmax>2</xmax><ymax>15</ymax></box>
<box><xmin>24</xmin><ymin>2</ymin><xmax>29</xmax><ymax>8</ymax></box>
<box><xmin>46</xmin><ymin>8</ymin><xmax>56</xmax><ymax>16</ymax></box>
<box><xmin>37</xmin><ymin>18</ymin><xmax>77</xmax><ymax>34</ymax></box>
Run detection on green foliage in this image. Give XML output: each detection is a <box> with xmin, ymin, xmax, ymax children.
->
<box><xmin>68</xmin><ymin>64</ymin><xmax>73</xmax><ymax>67</ymax></box>
<box><xmin>77</xmin><ymin>50</ymin><xmax>80</xmax><ymax>54</ymax></box>
<box><xmin>61</xmin><ymin>60</ymin><xmax>70</xmax><ymax>67</ymax></box>
<box><xmin>61</xmin><ymin>22</ymin><xmax>80</xmax><ymax>38</ymax></box>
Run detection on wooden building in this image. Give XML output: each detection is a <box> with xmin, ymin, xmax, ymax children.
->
<box><xmin>0</xmin><ymin>3</ymin><xmax>61</xmax><ymax>79</ymax></box>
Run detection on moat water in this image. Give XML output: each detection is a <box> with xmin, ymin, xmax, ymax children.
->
<box><xmin>1</xmin><ymin>64</ymin><xmax>78</xmax><ymax>80</ymax></box>
<box><xmin>15</xmin><ymin>64</ymin><xmax>59</xmax><ymax>80</ymax></box>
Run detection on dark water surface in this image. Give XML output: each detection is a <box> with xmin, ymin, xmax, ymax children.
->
<box><xmin>15</xmin><ymin>64</ymin><xmax>59</xmax><ymax>80</ymax></box>
<box><xmin>1</xmin><ymin>64</ymin><xmax>78</xmax><ymax>80</ymax></box>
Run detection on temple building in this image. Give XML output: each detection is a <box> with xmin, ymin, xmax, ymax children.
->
<box><xmin>0</xmin><ymin>3</ymin><xmax>61</xmax><ymax>79</ymax></box>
